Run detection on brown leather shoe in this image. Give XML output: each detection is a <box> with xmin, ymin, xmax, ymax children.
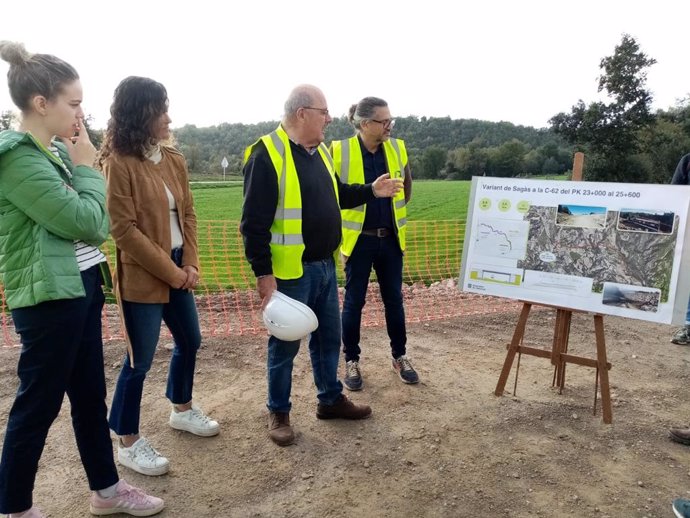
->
<box><xmin>316</xmin><ymin>394</ymin><xmax>372</xmax><ymax>420</ymax></box>
<box><xmin>669</xmin><ymin>426</ymin><xmax>690</xmax><ymax>445</ymax></box>
<box><xmin>268</xmin><ymin>412</ymin><xmax>295</xmax><ymax>446</ymax></box>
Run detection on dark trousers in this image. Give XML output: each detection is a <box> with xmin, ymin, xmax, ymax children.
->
<box><xmin>267</xmin><ymin>258</ymin><xmax>343</xmax><ymax>413</ymax></box>
<box><xmin>0</xmin><ymin>266</ymin><xmax>119</xmax><ymax>514</ymax></box>
<box><xmin>108</xmin><ymin>248</ymin><xmax>202</xmax><ymax>435</ymax></box>
<box><xmin>341</xmin><ymin>234</ymin><xmax>407</xmax><ymax>362</ymax></box>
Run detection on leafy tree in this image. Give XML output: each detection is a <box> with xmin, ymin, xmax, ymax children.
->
<box><xmin>447</xmin><ymin>140</ymin><xmax>488</xmax><ymax>179</ymax></box>
<box><xmin>82</xmin><ymin>115</ymin><xmax>103</xmax><ymax>149</ymax></box>
<box><xmin>419</xmin><ymin>146</ymin><xmax>447</xmax><ymax>179</ymax></box>
<box><xmin>408</xmin><ymin>155</ymin><xmax>424</xmax><ymax>179</ymax></box>
<box><xmin>670</xmin><ymin>96</ymin><xmax>690</xmax><ymax>137</ymax></box>
<box><xmin>0</xmin><ymin>110</ymin><xmax>14</xmax><ymax>131</ymax></box>
<box><xmin>523</xmin><ymin>150</ymin><xmax>542</xmax><ymax>175</ymax></box>
<box><xmin>549</xmin><ymin>34</ymin><xmax>657</xmax><ymax>182</ymax></box>
<box><xmin>182</xmin><ymin>142</ymin><xmax>202</xmax><ymax>173</ymax></box>
<box><xmin>638</xmin><ymin>107</ymin><xmax>690</xmax><ymax>183</ymax></box>
<box><xmin>541</xmin><ymin>157</ymin><xmax>561</xmax><ymax>175</ymax></box>
<box><xmin>486</xmin><ymin>139</ymin><xmax>527</xmax><ymax>177</ymax></box>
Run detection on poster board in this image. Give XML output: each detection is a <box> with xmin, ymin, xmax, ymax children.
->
<box><xmin>459</xmin><ymin>177</ymin><xmax>690</xmax><ymax>324</ymax></box>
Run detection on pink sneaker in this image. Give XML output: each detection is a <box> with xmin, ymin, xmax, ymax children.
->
<box><xmin>89</xmin><ymin>479</ymin><xmax>164</xmax><ymax>516</ymax></box>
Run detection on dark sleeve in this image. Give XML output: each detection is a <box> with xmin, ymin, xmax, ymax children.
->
<box><xmin>403</xmin><ymin>163</ymin><xmax>412</xmax><ymax>203</ymax></box>
<box><xmin>240</xmin><ymin>141</ymin><xmax>278</xmax><ymax>277</ymax></box>
<box><xmin>336</xmin><ymin>174</ymin><xmax>376</xmax><ymax>209</ymax></box>
<box><xmin>671</xmin><ymin>154</ymin><xmax>690</xmax><ymax>185</ymax></box>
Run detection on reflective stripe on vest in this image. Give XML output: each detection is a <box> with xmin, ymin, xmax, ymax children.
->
<box><xmin>244</xmin><ymin>125</ymin><xmax>338</xmax><ymax>279</ymax></box>
<box><xmin>333</xmin><ymin>136</ymin><xmax>408</xmax><ymax>256</ymax></box>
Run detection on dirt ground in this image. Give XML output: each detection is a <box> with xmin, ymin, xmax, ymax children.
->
<box><xmin>1</xmin><ymin>305</ymin><xmax>690</xmax><ymax>518</ymax></box>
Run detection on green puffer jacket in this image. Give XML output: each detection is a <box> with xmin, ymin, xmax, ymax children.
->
<box><xmin>0</xmin><ymin>130</ymin><xmax>109</xmax><ymax>309</ymax></box>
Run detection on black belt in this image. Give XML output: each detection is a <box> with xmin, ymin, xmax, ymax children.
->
<box><xmin>361</xmin><ymin>228</ymin><xmax>392</xmax><ymax>238</ymax></box>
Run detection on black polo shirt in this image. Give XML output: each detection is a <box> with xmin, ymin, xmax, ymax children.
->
<box><xmin>358</xmin><ymin>135</ymin><xmax>394</xmax><ymax>231</ymax></box>
<box><xmin>241</xmin><ymin>139</ymin><xmax>374</xmax><ymax>277</ymax></box>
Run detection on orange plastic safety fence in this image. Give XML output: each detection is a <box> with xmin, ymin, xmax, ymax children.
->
<box><xmin>0</xmin><ymin>220</ymin><xmax>520</xmax><ymax>347</ymax></box>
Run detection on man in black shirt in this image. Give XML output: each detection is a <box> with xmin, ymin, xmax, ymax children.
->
<box><xmin>670</xmin><ymin>153</ymin><xmax>690</xmax><ymax>346</ymax></box>
<box><xmin>241</xmin><ymin>84</ymin><xmax>402</xmax><ymax>446</ymax></box>
<box><xmin>333</xmin><ymin>96</ymin><xmax>417</xmax><ymax>391</ymax></box>
<box><xmin>668</xmin><ymin>153</ymin><xmax>690</xmax><ymax>452</ymax></box>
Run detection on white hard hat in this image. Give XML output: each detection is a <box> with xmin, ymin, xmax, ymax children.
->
<box><xmin>262</xmin><ymin>291</ymin><xmax>318</xmax><ymax>341</ymax></box>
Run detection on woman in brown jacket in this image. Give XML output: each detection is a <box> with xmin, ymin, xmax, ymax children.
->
<box><xmin>100</xmin><ymin>76</ymin><xmax>219</xmax><ymax>477</ymax></box>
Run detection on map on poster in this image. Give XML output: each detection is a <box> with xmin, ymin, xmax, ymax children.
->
<box><xmin>459</xmin><ymin>177</ymin><xmax>690</xmax><ymax>324</ymax></box>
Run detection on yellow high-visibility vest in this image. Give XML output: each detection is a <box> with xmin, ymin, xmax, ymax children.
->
<box><xmin>244</xmin><ymin>125</ymin><xmax>339</xmax><ymax>279</ymax></box>
<box><xmin>331</xmin><ymin>136</ymin><xmax>408</xmax><ymax>256</ymax></box>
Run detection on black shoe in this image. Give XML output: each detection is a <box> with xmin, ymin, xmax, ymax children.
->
<box><xmin>669</xmin><ymin>426</ymin><xmax>690</xmax><ymax>445</ymax></box>
<box><xmin>344</xmin><ymin>360</ymin><xmax>363</xmax><ymax>391</ymax></box>
<box><xmin>316</xmin><ymin>395</ymin><xmax>371</xmax><ymax>420</ymax></box>
<box><xmin>392</xmin><ymin>355</ymin><xmax>419</xmax><ymax>384</ymax></box>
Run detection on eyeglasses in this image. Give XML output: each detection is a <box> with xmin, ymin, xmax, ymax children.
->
<box><xmin>303</xmin><ymin>106</ymin><xmax>330</xmax><ymax>117</ymax></box>
<box><xmin>370</xmin><ymin>118</ymin><xmax>395</xmax><ymax>128</ymax></box>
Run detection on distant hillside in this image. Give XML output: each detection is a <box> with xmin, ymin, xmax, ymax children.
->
<box><xmin>173</xmin><ymin>115</ymin><xmax>568</xmax><ymax>178</ymax></box>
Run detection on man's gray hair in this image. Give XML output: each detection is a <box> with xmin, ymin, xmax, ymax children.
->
<box><xmin>348</xmin><ymin>96</ymin><xmax>388</xmax><ymax>130</ymax></box>
<box><xmin>284</xmin><ymin>86</ymin><xmax>314</xmax><ymax>117</ymax></box>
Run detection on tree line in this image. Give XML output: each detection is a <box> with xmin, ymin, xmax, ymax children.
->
<box><xmin>1</xmin><ymin>35</ymin><xmax>687</xmax><ymax>183</ymax></box>
<box><xmin>171</xmin><ymin>116</ymin><xmax>572</xmax><ymax>180</ymax></box>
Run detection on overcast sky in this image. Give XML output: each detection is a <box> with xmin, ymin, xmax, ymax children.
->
<box><xmin>1</xmin><ymin>0</ymin><xmax>688</xmax><ymax>130</ymax></box>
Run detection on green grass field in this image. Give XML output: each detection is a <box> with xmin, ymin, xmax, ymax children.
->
<box><xmin>190</xmin><ymin>176</ymin><xmax>567</xmax><ymax>222</ymax></box>
<box><xmin>186</xmin><ymin>180</ymin><xmax>470</xmax><ymax>289</ymax></box>
<box><xmin>191</xmin><ymin>179</ymin><xmax>472</xmax><ymax>222</ymax></box>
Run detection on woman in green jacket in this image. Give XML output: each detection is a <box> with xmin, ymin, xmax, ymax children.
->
<box><xmin>0</xmin><ymin>41</ymin><xmax>163</xmax><ymax>518</ymax></box>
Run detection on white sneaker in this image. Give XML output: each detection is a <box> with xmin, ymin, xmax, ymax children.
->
<box><xmin>117</xmin><ymin>437</ymin><xmax>169</xmax><ymax>476</ymax></box>
<box><xmin>169</xmin><ymin>404</ymin><xmax>220</xmax><ymax>437</ymax></box>
<box><xmin>9</xmin><ymin>507</ymin><xmax>46</xmax><ymax>518</ymax></box>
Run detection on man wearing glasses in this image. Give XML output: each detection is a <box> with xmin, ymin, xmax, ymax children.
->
<box><xmin>241</xmin><ymin>85</ymin><xmax>403</xmax><ymax>446</ymax></box>
<box><xmin>331</xmin><ymin>97</ymin><xmax>416</xmax><ymax>392</ymax></box>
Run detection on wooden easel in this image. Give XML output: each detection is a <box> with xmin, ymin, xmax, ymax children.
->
<box><xmin>493</xmin><ymin>153</ymin><xmax>614</xmax><ymax>424</ymax></box>
<box><xmin>493</xmin><ymin>302</ymin><xmax>613</xmax><ymax>423</ymax></box>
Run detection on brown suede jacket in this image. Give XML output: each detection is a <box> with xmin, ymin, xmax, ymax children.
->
<box><xmin>103</xmin><ymin>146</ymin><xmax>199</xmax><ymax>303</ymax></box>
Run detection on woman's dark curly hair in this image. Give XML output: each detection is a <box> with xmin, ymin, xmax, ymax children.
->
<box><xmin>99</xmin><ymin>76</ymin><xmax>168</xmax><ymax>163</ymax></box>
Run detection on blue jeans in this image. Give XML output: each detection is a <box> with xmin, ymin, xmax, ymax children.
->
<box><xmin>108</xmin><ymin>250</ymin><xmax>201</xmax><ymax>435</ymax></box>
<box><xmin>342</xmin><ymin>234</ymin><xmax>407</xmax><ymax>362</ymax></box>
<box><xmin>268</xmin><ymin>258</ymin><xmax>343</xmax><ymax>413</ymax></box>
<box><xmin>685</xmin><ymin>298</ymin><xmax>690</xmax><ymax>324</ymax></box>
<box><xmin>0</xmin><ymin>266</ymin><xmax>118</xmax><ymax>514</ymax></box>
